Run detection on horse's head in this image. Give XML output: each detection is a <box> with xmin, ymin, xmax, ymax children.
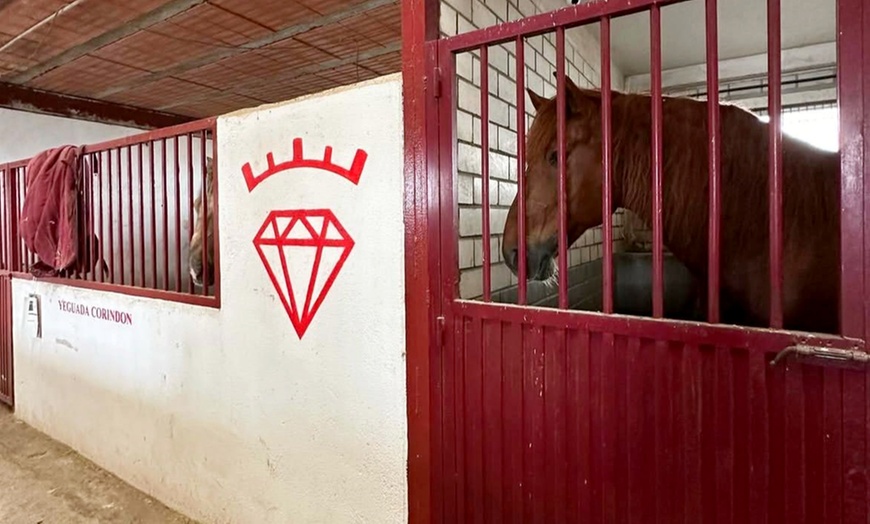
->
<box><xmin>502</xmin><ymin>76</ymin><xmax>607</xmax><ymax>281</ymax></box>
<box><xmin>189</xmin><ymin>157</ymin><xmax>215</xmax><ymax>287</ymax></box>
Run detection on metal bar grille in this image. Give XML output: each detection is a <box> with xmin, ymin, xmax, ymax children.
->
<box><xmin>0</xmin><ymin>118</ymin><xmax>219</xmax><ymax>307</ymax></box>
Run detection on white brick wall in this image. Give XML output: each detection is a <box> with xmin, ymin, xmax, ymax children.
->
<box><xmin>443</xmin><ymin>0</ymin><xmax>629</xmax><ymax>303</ymax></box>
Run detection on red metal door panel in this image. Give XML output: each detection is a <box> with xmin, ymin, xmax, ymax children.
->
<box><xmin>437</xmin><ymin>304</ymin><xmax>864</xmax><ymax>523</ymax></box>
<box><xmin>420</xmin><ymin>0</ymin><xmax>870</xmax><ymax>522</ymax></box>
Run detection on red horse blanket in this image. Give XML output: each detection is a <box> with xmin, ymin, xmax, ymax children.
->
<box><xmin>19</xmin><ymin>145</ymin><xmax>89</xmax><ymax>277</ymax></box>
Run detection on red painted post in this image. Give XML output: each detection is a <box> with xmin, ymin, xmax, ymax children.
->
<box><xmin>162</xmin><ymin>138</ymin><xmax>170</xmax><ymax>291</ymax></box>
<box><xmin>600</xmin><ymin>16</ymin><xmax>614</xmax><ymax>314</ymax></box>
<box><xmin>108</xmin><ymin>149</ymin><xmax>115</xmax><ymax>284</ymax></box>
<box><xmin>555</xmin><ymin>27</ymin><xmax>568</xmax><ymax>309</ymax></box>
<box><xmin>127</xmin><ymin>146</ymin><xmax>134</xmax><ymax>286</ymax></box>
<box><xmin>138</xmin><ymin>144</ymin><xmax>145</xmax><ymax>287</ymax></box>
<box><xmin>175</xmin><ymin>136</ymin><xmax>182</xmax><ymax>292</ymax></box>
<box><xmin>767</xmin><ymin>0</ymin><xmax>783</xmax><ymax>328</ymax></box>
<box><xmin>118</xmin><ymin>148</ymin><xmax>126</xmax><ymax>286</ymax></box>
<box><xmin>85</xmin><ymin>153</ymin><xmax>96</xmax><ymax>282</ymax></box>
<box><xmin>838</xmin><ymin>0</ymin><xmax>867</xmax><ymax>339</ymax></box>
<box><xmin>210</xmin><ymin>127</ymin><xmax>220</xmax><ymax>304</ymax></box>
<box><xmin>200</xmin><ymin>130</ymin><xmax>209</xmax><ymax>296</ymax></box>
<box><xmin>402</xmin><ymin>0</ymin><xmax>440</xmax><ymax>520</ymax></box>
<box><xmin>97</xmin><ymin>153</ymin><xmax>105</xmax><ymax>282</ymax></box>
<box><xmin>515</xmin><ymin>36</ymin><xmax>528</xmax><ymax>305</ymax></box>
<box><xmin>150</xmin><ymin>141</ymin><xmax>158</xmax><ymax>288</ymax></box>
<box><xmin>650</xmin><ymin>5</ymin><xmax>664</xmax><ymax>318</ymax></box>
<box><xmin>188</xmin><ymin>133</ymin><xmax>195</xmax><ymax>293</ymax></box>
<box><xmin>480</xmin><ymin>45</ymin><xmax>492</xmax><ymax>302</ymax></box>
<box><xmin>706</xmin><ymin>0</ymin><xmax>721</xmax><ymax>323</ymax></box>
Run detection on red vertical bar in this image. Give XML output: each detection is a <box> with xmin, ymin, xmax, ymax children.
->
<box><xmin>138</xmin><ymin>145</ymin><xmax>145</xmax><ymax>287</ymax></box>
<box><xmin>480</xmin><ymin>45</ymin><xmax>492</xmax><ymax>302</ymax></box>
<box><xmin>11</xmin><ymin>169</ymin><xmax>17</xmax><ymax>271</ymax></box>
<box><xmin>175</xmin><ymin>136</ymin><xmax>182</xmax><ymax>292</ymax></box>
<box><xmin>706</xmin><ymin>0</ymin><xmax>721</xmax><ymax>323</ymax></box>
<box><xmin>85</xmin><ymin>153</ymin><xmax>96</xmax><ymax>281</ymax></box>
<box><xmin>97</xmin><ymin>153</ymin><xmax>105</xmax><ymax>282</ymax></box>
<box><xmin>555</xmin><ymin>27</ymin><xmax>568</xmax><ymax>309</ymax></box>
<box><xmin>838</xmin><ymin>0</ymin><xmax>866</xmax><ymax>339</ymax></box>
<box><xmin>650</xmin><ymin>5</ymin><xmax>664</xmax><ymax>318</ymax></box>
<box><xmin>600</xmin><ymin>17</ymin><xmax>614</xmax><ymax>314</ymax></box>
<box><xmin>118</xmin><ymin>149</ymin><xmax>126</xmax><ymax>285</ymax></box>
<box><xmin>767</xmin><ymin>0</ymin><xmax>783</xmax><ymax>328</ymax></box>
<box><xmin>18</xmin><ymin>169</ymin><xmax>26</xmax><ymax>272</ymax></box>
<box><xmin>200</xmin><ymin>131</ymin><xmax>209</xmax><ymax>296</ymax></box>
<box><xmin>150</xmin><ymin>142</ymin><xmax>157</xmax><ymax>288</ymax></box>
<box><xmin>162</xmin><ymin>138</ymin><xmax>170</xmax><ymax>290</ymax></box>
<box><xmin>210</xmin><ymin>127</ymin><xmax>220</xmax><ymax>303</ymax></box>
<box><xmin>127</xmin><ymin>146</ymin><xmax>134</xmax><ymax>285</ymax></box>
<box><xmin>515</xmin><ymin>36</ymin><xmax>528</xmax><ymax>305</ymax></box>
<box><xmin>187</xmin><ymin>133</ymin><xmax>195</xmax><ymax>293</ymax></box>
<box><xmin>108</xmin><ymin>149</ymin><xmax>115</xmax><ymax>284</ymax></box>
<box><xmin>0</xmin><ymin>169</ymin><xmax>7</xmax><ymax>271</ymax></box>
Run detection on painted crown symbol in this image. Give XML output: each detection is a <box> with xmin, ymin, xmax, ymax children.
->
<box><xmin>241</xmin><ymin>138</ymin><xmax>368</xmax><ymax>192</ymax></box>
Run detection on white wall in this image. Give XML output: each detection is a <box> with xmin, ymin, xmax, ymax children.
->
<box><xmin>0</xmin><ymin>108</ymin><xmax>138</xmax><ymax>164</ymax></box>
<box><xmin>12</xmin><ymin>74</ymin><xmax>407</xmax><ymax>524</ymax></box>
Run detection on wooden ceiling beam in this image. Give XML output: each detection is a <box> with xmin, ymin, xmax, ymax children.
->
<box><xmin>94</xmin><ymin>0</ymin><xmax>397</xmax><ymax>99</ymax></box>
<box><xmin>8</xmin><ymin>0</ymin><xmax>208</xmax><ymax>84</ymax></box>
<box><xmin>0</xmin><ymin>82</ymin><xmax>193</xmax><ymax>129</ymax></box>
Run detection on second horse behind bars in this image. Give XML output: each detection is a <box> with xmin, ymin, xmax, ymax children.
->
<box><xmin>502</xmin><ymin>75</ymin><xmax>839</xmax><ymax>334</ymax></box>
<box><xmin>189</xmin><ymin>157</ymin><xmax>215</xmax><ymax>289</ymax></box>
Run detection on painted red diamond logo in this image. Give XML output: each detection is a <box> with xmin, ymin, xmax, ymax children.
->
<box><xmin>253</xmin><ymin>209</ymin><xmax>354</xmax><ymax>339</ymax></box>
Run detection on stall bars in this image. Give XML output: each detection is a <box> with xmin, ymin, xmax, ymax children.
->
<box><xmin>441</xmin><ymin>0</ymin><xmax>854</xmax><ymax>334</ymax></box>
<box><xmin>0</xmin><ymin>118</ymin><xmax>220</xmax><ymax>308</ymax></box>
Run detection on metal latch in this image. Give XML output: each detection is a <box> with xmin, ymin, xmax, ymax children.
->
<box><xmin>770</xmin><ymin>344</ymin><xmax>870</xmax><ymax>368</ymax></box>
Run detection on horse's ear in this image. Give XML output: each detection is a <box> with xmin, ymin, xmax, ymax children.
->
<box><xmin>527</xmin><ymin>88</ymin><xmax>546</xmax><ymax>110</ymax></box>
<box><xmin>553</xmin><ymin>72</ymin><xmax>600</xmax><ymax>114</ymax></box>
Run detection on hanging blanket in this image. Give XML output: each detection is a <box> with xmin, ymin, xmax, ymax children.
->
<box><xmin>19</xmin><ymin>145</ymin><xmax>104</xmax><ymax>278</ymax></box>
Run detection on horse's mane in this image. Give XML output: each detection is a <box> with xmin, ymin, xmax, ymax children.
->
<box><xmin>611</xmin><ymin>93</ymin><xmax>839</xmax><ymax>269</ymax></box>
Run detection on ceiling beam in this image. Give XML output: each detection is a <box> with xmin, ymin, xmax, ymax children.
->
<box><xmin>155</xmin><ymin>42</ymin><xmax>401</xmax><ymax>110</ymax></box>
<box><xmin>8</xmin><ymin>0</ymin><xmax>208</xmax><ymax>84</ymax></box>
<box><xmin>625</xmin><ymin>41</ymin><xmax>837</xmax><ymax>93</ymax></box>
<box><xmin>94</xmin><ymin>0</ymin><xmax>397</xmax><ymax>99</ymax></box>
<box><xmin>0</xmin><ymin>82</ymin><xmax>193</xmax><ymax>129</ymax></box>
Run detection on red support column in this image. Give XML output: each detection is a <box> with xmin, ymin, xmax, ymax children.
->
<box><xmin>403</xmin><ymin>1</ymin><xmax>441</xmax><ymax>523</ymax></box>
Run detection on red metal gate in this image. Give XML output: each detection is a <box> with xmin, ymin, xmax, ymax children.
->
<box><xmin>415</xmin><ymin>0</ymin><xmax>870</xmax><ymax>522</ymax></box>
<box><xmin>0</xmin><ymin>161</ymin><xmax>17</xmax><ymax>408</ymax></box>
<box><xmin>0</xmin><ymin>273</ymin><xmax>12</xmax><ymax>407</ymax></box>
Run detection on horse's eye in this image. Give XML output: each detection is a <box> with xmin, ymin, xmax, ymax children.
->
<box><xmin>548</xmin><ymin>151</ymin><xmax>558</xmax><ymax>166</ymax></box>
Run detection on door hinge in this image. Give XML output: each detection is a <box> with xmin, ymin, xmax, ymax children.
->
<box><xmin>434</xmin><ymin>315</ymin><xmax>446</xmax><ymax>348</ymax></box>
<box><xmin>432</xmin><ymin>67</ymin><xmax>442</xmax><ymax>99</ymax></box>
<box><xmin>770</xmin><ymin>344</ymin><xmax>869</xmax><ymax>368</ymax></box>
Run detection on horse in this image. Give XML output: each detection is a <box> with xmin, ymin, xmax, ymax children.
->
<box><xmin>189</xmin><ymin>156</ymin><xmax>215</xmax><ymax>288</ymax></box>
<box><xmin>501</xmin><ymin>75</ymin><xmax>840</xmax><ymax>334</ymax></box>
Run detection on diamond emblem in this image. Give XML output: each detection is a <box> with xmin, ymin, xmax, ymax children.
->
<box><xmin>253</xmin><ymin>209</ymin><xmax>354</xmax><ymax>338</ymax></box>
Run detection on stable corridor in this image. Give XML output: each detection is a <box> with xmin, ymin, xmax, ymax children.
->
<box><xmin>0</xmin><ymin>407</ymin><xmax>194</xmax><ymax>523</ymax></box>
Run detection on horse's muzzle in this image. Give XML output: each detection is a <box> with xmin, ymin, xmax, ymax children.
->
<box><xmin>504</xmin><ymin>243</ymin><xmax>555</xmax><ymax>281</ymax></box>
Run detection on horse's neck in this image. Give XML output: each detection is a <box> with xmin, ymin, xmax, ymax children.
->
<box><xmin>610</xmin><ymin>97</ymin><xmax>709</xmax><ymax>277</ymax></box>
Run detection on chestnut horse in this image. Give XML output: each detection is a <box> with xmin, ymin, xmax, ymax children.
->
<box><xmin>502</xmin><ymin>76</ymin><xmax>840</xmax><ymax>334</ymax></box>
<box><xmin>189</xmin><ymin>157</ymin><xmax>215</xmax><ymax>287</ymax></box>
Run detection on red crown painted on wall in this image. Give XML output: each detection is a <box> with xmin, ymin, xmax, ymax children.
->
<box><xmin>241</xmin><ymin>138</ymin><xmax>368</xmax><ymax>192</ymax></box>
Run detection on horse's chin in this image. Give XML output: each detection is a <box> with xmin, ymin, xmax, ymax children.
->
<box><xmin>534</xmin><ymin>256</ymin><xmax>558</xmax><ymax>285</ymax></box>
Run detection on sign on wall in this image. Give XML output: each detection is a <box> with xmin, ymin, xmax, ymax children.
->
<box><xmin>242</xmin><ymin>138</ymin><xmax>367</xmax><ymax>339</ymax></box>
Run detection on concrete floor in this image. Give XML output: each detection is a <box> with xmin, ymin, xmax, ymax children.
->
<box><xmin>0</xmin><ymin>406</ymin><xmax>195</xmax><ymax>524</ymax></box>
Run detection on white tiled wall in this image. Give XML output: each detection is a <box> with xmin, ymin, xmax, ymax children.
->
<box><xmin>442</xmin><ymin>0</ymin><xmax>628</xmax><ymax>307</ymax></box>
